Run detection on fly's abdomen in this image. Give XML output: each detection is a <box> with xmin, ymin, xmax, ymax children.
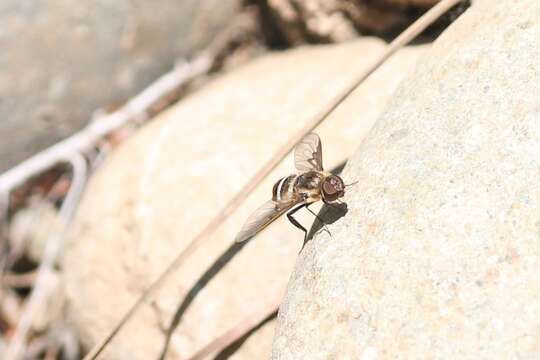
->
<box><xmin>272</xmin><ymin>175</ymin><xmax>297</xmax><ymax>202</ymax></box>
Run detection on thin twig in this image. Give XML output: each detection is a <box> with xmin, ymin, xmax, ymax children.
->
<box><xmin>5</xmin><ymin>154</ymin><xmax>88</xmax><ymax>360</ymax></box>
<box><xmin>158</xmin><ymin>241</ymin><xmax>250</xmax><ymax>359</ymax></box>
<box><xmin>0</xmin><ymin>188</ymin><xmax>7</xmax><ymax>220</ymax></box>
<box><xmin>187</xmin><ymin>298</ymin><xmax>281</xmax><ymax>360</ymax></box>
<box><xmin>0</xmin><ymin>12</ymin><xmax>255</xmax><ymax>197</ymax></box>
<box><xmin>2</xmin><ymin>271</ymin><xmax>38</xmax><ymax>288</ymax></box>
<box><xmin>83</xmin><ymin>1</ymin><xmax>464</xmax><ymax>358</ymax></box>
<box><xmin>0</xmin><ymin>60</ymin><xmax>207</xmax><ymax>196</ymax></box>
<box><xmin>0</xmin><ymin>189</ymin><xmax>9</xmax><ymax>270</ymax></box>
<box><xmin>44</xmin><ymin>344</ymin><xmax>59</xmax><ymax>360</ymax></box>
<box><xmin>58</xmin><ymin>155</ymin><xmax>87</xmax><ymax>223</ymax></box>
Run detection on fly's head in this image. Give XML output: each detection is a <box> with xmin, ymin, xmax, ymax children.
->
<box><xmin>321</xmin><ymin>175</ymin><xmax>345</xmax><ymax>204</ymax></box>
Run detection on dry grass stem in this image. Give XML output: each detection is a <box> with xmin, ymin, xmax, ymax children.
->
<box><xmin>187</xmin><ymin>297</ymin><xmax>281</xmax><ymax>360</ymax></box>
<box><xmin>0</xmin><ymin>12</ymin><xmax>255</xmax><ymax>199</ymax></box>
<box><xmin>5</xmin><ymin>154</ymin><xmax>88</xmax><ymax>360</ymax></box>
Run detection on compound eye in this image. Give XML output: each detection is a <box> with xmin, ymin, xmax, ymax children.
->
<box><xmin>322</xmin><ymin>180</ymin><xmax>337</xmax><ymax>195</ymax></box>
<box><xmin>322</xmin><ymin>179</ymin><xmax>340</xmax><ymax>201</ymax></box>
<box><xmin>332</xmin><ymin>177</ymin><xmax>344</xmax><ymax>191</ymax></box>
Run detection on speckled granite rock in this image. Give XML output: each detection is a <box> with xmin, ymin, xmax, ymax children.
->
<box><xmin>272</xmin><ymin>0</ymin><xmax>540</xmax><ymax>358</ymax></box>
<box><xmin>63</xmin><ymin>39</ymin><xmax>426</xmax><ymax>359</ymax></box>
<box><xmin>0</xmin><ymin>0</ymin><xmax>240</xmax><ymax>172</ymax></box>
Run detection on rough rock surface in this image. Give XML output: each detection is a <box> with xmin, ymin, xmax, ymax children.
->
<box><xmin>0</xmin><ymin>0</ymin><xmax>240</xmax><ymax>171</ymax></box>
<box><xmin>272</xmin><ymin>0</ymin><xmax>540</xmax><ymax>358</ymax></box>
<box><xmin>63</xmin><ymin>39</ymin><xmax>426</xmax><ymax>359</ymax></box>
<box><xmin>266</xmin><ymin>0</ymin><xmax>438</xmax><ymax>44</ymax></box>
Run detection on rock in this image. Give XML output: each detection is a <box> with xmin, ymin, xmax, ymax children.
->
<box><xmin>265</xmin><ymin>0</ymin><xmax>439</xmax><ymax>44</ymax></box>
<box><xmin>0</xmin><ymin>0</ymin><xmax>241</xmax><ymax>172</ymax></box>
<box><xmin>63</xmin><ymin>39</ymin><xmax>426</xmax><ymax>359</ymax></box>
<box><xmin>272</xmin><ymin>0</ymin><xmax>540</xmax><ymax>358</ymax></box>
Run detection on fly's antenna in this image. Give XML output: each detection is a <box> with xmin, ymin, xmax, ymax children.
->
<box><xmin>345</xmin><ymin>181</ymin><xmax>358</xmax><ymax>188</ymax></box>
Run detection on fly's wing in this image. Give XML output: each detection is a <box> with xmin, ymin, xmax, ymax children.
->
<box><xmin>294</xmin><ymin>133</ymin><xmax>323</xmax><ymax>172</ymax></box>
<box><xmin>235</xmin><ymin>198</ymin><xmax>302</xmax><ymax>243</ymax></box>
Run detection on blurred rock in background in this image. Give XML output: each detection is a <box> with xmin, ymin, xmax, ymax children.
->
<box><xmin>0</xmin><ymin>0</ymin><xmax>241</xmax><ymax>172</ymax></box>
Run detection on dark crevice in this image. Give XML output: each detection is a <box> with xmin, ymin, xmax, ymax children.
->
<box><xmin>243</xmin><ymin>0</ymin><xmax>471</xmax><ymax>47</ymax></box>
<box><xmin>243</xmin><ymin>0</ymin><xmax>290</xmax><ymax>49</ymax></box>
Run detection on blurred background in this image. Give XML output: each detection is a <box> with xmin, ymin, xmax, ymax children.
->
<box><xmin>0</xmin><ymin>1</ymin><xmax>468</xmax><ymax>359</ymax></box>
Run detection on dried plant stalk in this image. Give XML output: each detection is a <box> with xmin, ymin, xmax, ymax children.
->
<box><xmin>5</xmin><ymin>154</ymin><xmax>88</xmax><ymax>360</ymax></box>
<box><xmin>0</xmin><ymin>13</ymin><xmax>255</xmax><ymax>197</ymax></box>
<box><xmin>187</xmin><ymin>297</ymin><xmax>281</xmax><ymax>360</ymax></box>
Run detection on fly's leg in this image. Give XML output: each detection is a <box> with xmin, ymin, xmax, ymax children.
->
<box><xmin>305</xmin><ymin>204</ymin><xmax>332</xmax><ymax>238</ymax></box>
<box><xmin>286</xmin><ymin>203</ymin><xmax>309</xmax><ymax>251</ymax></box>
<box><xmin>304</xmin><ymin>204</ymin><xmax>324</xmax><ymax>223</ymax></box>
<box><xmin>287</xmin><ymin>202</ymin><xmax>334</xmax><ymax>252</ymax></box>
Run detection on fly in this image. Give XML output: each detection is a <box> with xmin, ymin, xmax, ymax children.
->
<box><xmin>235</xmin><ymin>133</ymin><xmax>346</xmax><ymax>247</ymax></box>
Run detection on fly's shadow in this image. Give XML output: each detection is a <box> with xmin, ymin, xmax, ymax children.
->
<box><xmin>157</xmin><ymin>201</ymin><xmax>347</xmax><ymax>359</ymax></box>
<box><xmin>158</xmin><ymin>161</ymin><xmax>351</xmax><ymax>359</ymax></box>
<box><xmin>157</xmin><ymin>240</ymin><xmax>249</xmax><ymax>360</ymax></box>
<box><xmin>303</xmin><ymin>202</ymin><xmax>348</xmax><ymax>249</ymax></box>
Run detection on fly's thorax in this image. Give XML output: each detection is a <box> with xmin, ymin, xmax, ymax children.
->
<box><xmin>292</xmin><ymin>171</ymin><xmax>324</xmax><ymax>202</ymax></box>
<box><xmin>294</xmin><ymin>171</ymin><xmax>325</xmax><ymax>190</ymax></box>
<box><xmin>272</xmin><ymin>174</ymin><xmax>297</xmax><ymax>202</ymax></box>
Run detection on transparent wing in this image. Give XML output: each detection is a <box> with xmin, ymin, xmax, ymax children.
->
<box><xmin>235</xmin><ymin>198</ymin><xmax>302</xmax><ymax>243</ymax></box>
<box><xmin>294</xmin><ymin>133</ymin><xmax>323</xmax><ymax>171</ymax></box>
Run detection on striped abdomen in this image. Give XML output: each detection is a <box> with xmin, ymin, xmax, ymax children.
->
<box><xmin>272</xmin><ymin>171</ymin><xmax>326</xmax><ymax>204</ymax></box>
<box><xmin>272</xmin><ymin>174</ymin><xmax>297</xmax><ymax>202</ymax></box>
